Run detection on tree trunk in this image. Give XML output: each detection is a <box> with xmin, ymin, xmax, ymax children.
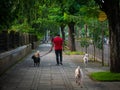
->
<box><xmin>101</xmin><ymin>25</ymin><xmax>104</xmax><ymax>66</ymax></box>
<box><xmin>93</xmin><ymin>42</ymin><xmax>96</xmax><ymax>62</ymax></box>
<box><xmin>68</xmin><ymin>22</ymin><xmax>76</xmax><ymax>51</ymax></box>
<box><xmin>107</xmin><ymin>5</ymin><xmax>120</xmax><ymax>73</ymax></box>
<box><xmin>95</xmin><ymin>0</ymin><xmax>120</xmax><ymax>73</ymax></box>
<box><xmin>60</xmin><ymin>25</ymin><xmax>65</xmax><ymax>41</ymax></box>
<box><xmin>60</xmin><ymin>25</ymin><xmax>65</xmax><ymax>51</ymax></box>
<box><xmin>85</xmin><ymin>24</ymin><xmax>88</xmax><ymax>53</ymax></box>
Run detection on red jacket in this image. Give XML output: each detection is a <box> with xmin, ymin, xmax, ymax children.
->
<box><xmin>53</xmin><ymin>36</ymin><xmax>63</xmax><ymax>50</ymax></box>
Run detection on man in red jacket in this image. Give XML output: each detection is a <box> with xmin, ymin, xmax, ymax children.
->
<box><xmin>51</xmin><ymin>34</ymin><xmax>63</xmax><ymax>65</ymax></box>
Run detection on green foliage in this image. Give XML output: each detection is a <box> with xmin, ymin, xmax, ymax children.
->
<box><xmin>11</xmin><ymin>19</ymin><xmax>34</xmax><ymax>33</ymax></box>
<box><xmin>0</xmin><ymin>0</ymin><xmax>109</xmax><ymax>48</ymax></box>
<box><xmin>48</xmin><ymin>4</ymin><xmax>67</xmax><ymax>29</ymax></box>
<box><xmin>64</xmin><ymin>13</ymin><xmax>81</xmax><ymax>23</ymax></box>
<box><xmin>90</xmin><ymin>71</ymin><xmax>120</xmax><ymax>81</ymax></box>
<box><xmin>80</xmin><ymin>38</ymin><xmax>90</xmax><ymax>48</ymax></box>
<box><xmin>95</xmin><ymin>38</ymin><xmax>102</xmax><ymax>49</ymax></box>
<box><xmin>89</xmin><ymin>20</ymin><xmax>108</xmax><ymax>49</ymax></box>
<box><xmin>0</xmin><ymin>0</ymin><xmax>20</xmax><ymax>30</ymax></box>
<box><xmin>79</xmin><ymin>0</ymin><xmax>99</xmax><ymax>18</ymax></box>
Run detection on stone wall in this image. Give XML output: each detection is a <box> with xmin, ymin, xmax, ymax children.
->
<box><xmin>0</xmin><ymin>44</ymin><xmax>32</xmax><ymax>75</ymax></box>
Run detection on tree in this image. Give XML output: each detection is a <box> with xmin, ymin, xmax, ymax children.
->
<box><xmin>62</xmin><ymin>0</ymin><xmax>90</xmax><ymax>51</ymax></box>
<box><xmin>48</xmin><ymin>5</ymin><xmax>66</xmax><ymax>40</ymax></box>
<box><xmin>0</xmin><ymin>0</ymin><xmax>19</xmax><ymax>30</ymax></box>
<box><xmin>94</xmin><ymin>0</ymin><xmax>120</xmax><ymax>73</ymax></box>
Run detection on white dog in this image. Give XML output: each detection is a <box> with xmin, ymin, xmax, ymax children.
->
<box><xmin>75</xmin><ymin>66</ymin><xmax>83</xmax><ymax>87</ymax></box>
<box><xmin>83</xmin><ymin>53</ymin><xmax>89</xmax><ymax>67</ymax></box>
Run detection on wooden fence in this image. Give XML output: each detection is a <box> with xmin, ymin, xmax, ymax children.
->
<box><xmin>0</xmin><ymin>30</ymin><xmax>38</xmax><ymax>53</ymax></box>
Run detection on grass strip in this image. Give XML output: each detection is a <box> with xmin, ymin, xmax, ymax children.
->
<box><xmin>89</xmin><ymin>71</ymin><xmax>120</xmax><ymax>81</ymax></box>
<box><xmin>64</xmin><ymin>51</ymin><xmax>85</xmax><ymax>55</ymax></box>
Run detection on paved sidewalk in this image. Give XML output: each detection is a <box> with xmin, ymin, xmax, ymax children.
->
<box><xmin>0</xmin><ymin>43</ymin><xmax>120</xmax><ymax>90</ymax></box>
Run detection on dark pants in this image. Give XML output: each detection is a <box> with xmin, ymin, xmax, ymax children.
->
<box><xmin>55</xmin><ymin>50</ymin><xmax>62</xmax><ymax>64</ymax></box>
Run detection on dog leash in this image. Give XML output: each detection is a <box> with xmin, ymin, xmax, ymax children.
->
<box><xmin>40</xmin><ymin>50</ymin><xmax>52</xmax><ymax>57</ymax></box>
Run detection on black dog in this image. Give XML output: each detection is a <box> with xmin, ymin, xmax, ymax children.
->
<box><xmin>32</xmin><ymin>55</ymin><xmax>40</xmax><ymax>67</ymax></box>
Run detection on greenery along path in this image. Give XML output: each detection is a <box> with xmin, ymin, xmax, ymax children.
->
<box><xmin>0</xmin><ymin>43</ymin><xmax>120</xmax><ymax>90</ymax></box>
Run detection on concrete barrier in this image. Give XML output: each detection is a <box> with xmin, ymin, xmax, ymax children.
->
<box><xmin>0</xmin><ymin>44</ymin><xmax>32</xmax><ymax>75</ymax></box>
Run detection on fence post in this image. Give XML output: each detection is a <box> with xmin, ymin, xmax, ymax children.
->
<box><xmin>2</xmin><ymin>31</ymin><xmax>9</xmax><ymax>51</ymax></box>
